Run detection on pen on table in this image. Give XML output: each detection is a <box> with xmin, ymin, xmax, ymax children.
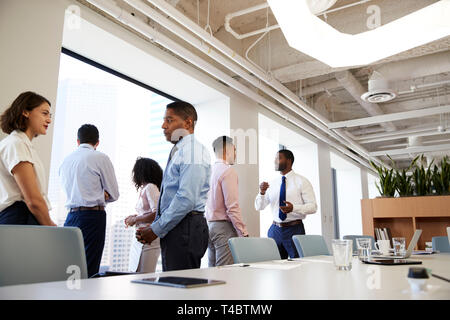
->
<box><xmin>217</xmin><ymin>263</ymin><xmax>250</xmax><ymax>268</ymax></box>
<box><xmin>426</xmin><ymin>268</ymin><xmax>450</xmax><ymax>283</ymax></box>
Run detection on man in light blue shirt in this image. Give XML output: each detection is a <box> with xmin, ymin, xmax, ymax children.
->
<box><xmin>136</xmin><ymin>101</ymin><xmax>211</xmax><ymax>271</ymax></box>
<box><xmin>59</xmin><ymin>124</ymin><xmax>119</xmax><ymax>277</ymax></box>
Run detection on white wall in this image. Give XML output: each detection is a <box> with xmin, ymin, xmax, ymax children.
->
<box><xmin>0</xmin><ymin>0</ymin><xmax>68</xmax><ymax>178</ymax></box>
<box><xmin>195</xmin><ymin>97</ymin><xmax>231</xmax><ymax>161</ymax></box>
<box><xmin>331</xmin><ymin>152</ymin><xmax>363</xmax><ymax>237</ymax></box>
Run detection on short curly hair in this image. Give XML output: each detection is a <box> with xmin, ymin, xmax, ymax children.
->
<box><xmin>0</xmin><ymin>91</ymin><xmax>51</xmax><ymax>134</ymax></box>
<box><xmin>132</xmin><ymin>157</ymin><xmax>163</xmax><ymax>191</ymax></box>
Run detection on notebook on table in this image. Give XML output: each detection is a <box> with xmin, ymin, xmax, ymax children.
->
<box><xmin>361</xmin><ymin>259</ymin><xmax>422</xmax><ymax>266</ymax></box>
<box><xmin>131</xmin><ymin>276</ymin><xmax>226</xmax><ymax>288</ymax></box>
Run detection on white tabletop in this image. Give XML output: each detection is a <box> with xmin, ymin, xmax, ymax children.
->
<box><xmin>1</xmin><ymin>254</ymin><xmax>449</xmax><ymax>300</ymax></box>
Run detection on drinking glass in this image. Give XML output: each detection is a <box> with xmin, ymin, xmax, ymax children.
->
<box><xmin>356</xmin><ymin>238</ymin><xmax>372</xmax><ymax>261</ymax></box>
<box><xmin>392</xmin><ymin>237</ymin><xmax>406</xmax><ymax>256</ymax></box>
<box><xmin>332</xmin><ymin>239</ymin><xmax>353</xmax><ymax>271</ymax></box>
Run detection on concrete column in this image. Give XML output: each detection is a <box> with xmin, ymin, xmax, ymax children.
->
<box><xmin>229</xmin><ymin>94</ymin><xmax>260</xmax><ymax>236</ymax></box>
<box><xmin>0</xmin><ymin>0</ymin><xmax>68</xmax><ymax>181</ymax></box>
<box><xmin>361</xmin><ymin>168</ymin><xmax>369</xmax><ymax>199</ymax></box>
<box><xmin>317</xmin><ymin>141</ymin><xmax>334</xmax><ymax>249</ymax></box>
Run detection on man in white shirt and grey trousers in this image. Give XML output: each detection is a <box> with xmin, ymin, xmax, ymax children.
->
<box><xmin>255</xmin><ymin>149</ymin><xmax>317</xmax><ymax>259</ymax></box>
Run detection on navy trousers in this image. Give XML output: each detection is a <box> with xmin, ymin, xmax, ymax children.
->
<box><xmin>0</xmin><ymin>201</ymin><xmax>39</xmax><ymax>225</ymax></box>
<box><xmin>268</xmin><ymin>221</ymin><xmax>305</xmax><ymax>259</ymax></box>
<box><xmin>64</xmin><ymin>210</ymin><xmax>106</xmax><ymax>278</ymax></box>
<box><xmin>160</xmin><ymin>212</ymin><xmax>209</xmax><ymax>272</ymax></box>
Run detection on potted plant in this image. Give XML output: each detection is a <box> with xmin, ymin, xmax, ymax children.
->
<box><xmin>370</xmin><ymin>160</ymin><xmax>397</xmax><ymax>197</ymax></box>
<box><xmin>412</xmin><ymin>155</ymin><xmax>434</xmax><ymax>196</ymax></box>
<box><xmin>393</xmin><ymin>155</ymin><xmax>418</xmax><ymax>197</ymax></box>
<box><xmin>431</xmin><ymin>155</ymin><xmax>450</xmax><ymax>195</ymax></box>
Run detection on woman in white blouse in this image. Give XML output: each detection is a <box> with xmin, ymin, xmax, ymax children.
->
<box><xmin>0</xmin><ymin>91</ymin><xmax>56</xmax><ymax>226</ymax></box>
<box><xmin>125</xmin><ymin>157</ymin><xmax>163</xmax><ymax>273</ymax></box>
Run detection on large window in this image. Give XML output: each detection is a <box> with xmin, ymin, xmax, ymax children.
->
<box><xmin>48</xmin><ymin>52</ymin><xmax>173</xmax><ymax>272</ymax></box>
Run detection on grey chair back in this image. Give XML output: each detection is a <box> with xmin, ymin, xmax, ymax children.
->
<box><xmin>432</xmin><ymin>236</ymin><xmax>450</xmax><ymax>253</ymax></box>
<box><xmin>447</xmin><ymin>227</ymin><xmax>450</xmax><ymax>249</ymax></box>
<box><xmin>343</xmin><ymin>235</ymin><xmax>376</xmax><ymax>254</ymax></box>
<box><xmin>0</xmin><ymin>225</ymin><xmax>87</xmax><ymax>286</ymax></box>
<box><xmin>292</xmin><ymin>235</ymin><xmax>330</xmax><ymax>257</ymax></box>
<box><xmin>228</xmin><ymin>237</ymin><xmax>281</xmax><ymax>263</ymax></box>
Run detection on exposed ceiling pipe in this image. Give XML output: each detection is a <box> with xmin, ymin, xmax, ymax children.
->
<box><xmin>359</xmin><ymin>126</ymin><xmax>449</xmax><ymax>144</ymax></box>
<box><xmin>301</xmin><ymin>79</ymin><xmax>340</xmax><ymax>96</ymax></box>
<box><xmin>224</xmin><ymin>3</ymin><xmax>278</xmax><ymax>40</ymax></box>
<box><xmin>355</xmin><ymin>123</ymin><xmax>442</xmax><ymax>141</ymax></box>
<box><xmin>370</xmin><ymin>143</ymin><xmax>450</xmax><ymax>157</ymax></box>
<box><xmin>397</xmin><ymin>79</ymin><xmax>450</xmax><ymax>95</ymax></box>
<box><xmin>84</xmin><ymin>0</ymin><xmax>377</xmax><ymax>171</ymax></box>
<box><xmin>335</xmin><ymin>70</ymin><xmax>397</xmax><ymax>131</ymax></box>
<box><xmin>143</xmin><ymin>0</ymin><xmax>379</xmax><ymax>166</ymax></box>
<box><xmin>224</xmin><ymin>0</ymin><xmax>369</xmax><ymax>40</ymax></box>
<box><xmin>329</xmin><ymin>104</ymin><xmax>450</xmax><ymax>129</ymax></box>
<box><xmin>376</xmin><ymin>51</ymin><xmax>450</xmax><ymax>83</ymax></box>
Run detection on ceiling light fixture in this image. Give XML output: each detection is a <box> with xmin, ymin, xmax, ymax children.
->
<box><xmin>267</xmin><ymin>0</ymin><xmax>450</xmax><ymax>68</ymax></box>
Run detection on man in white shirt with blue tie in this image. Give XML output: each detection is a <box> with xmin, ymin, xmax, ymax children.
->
<box><xmin>255</xmin><ymin>149</ymin><xmax>317</xmax><ymax>259</ymax></box>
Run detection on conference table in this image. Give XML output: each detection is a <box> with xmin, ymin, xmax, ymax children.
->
<box><xmin>0</xmin><ymin>254</ymin><xmax>449</xmax><ymax>300</ymax></box>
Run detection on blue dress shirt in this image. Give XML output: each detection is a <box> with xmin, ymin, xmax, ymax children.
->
<box><xmin>151</xmin><ymin>134</ymin><xmax>211</xmax><ymax>238</ymax></box>
<box><xmin>59</xmin><ymin>144</ymin><xmax>119</xmax><ymax>209</ymax></box>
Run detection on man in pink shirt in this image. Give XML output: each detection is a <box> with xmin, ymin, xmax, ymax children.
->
<box><xmin>205</xmin><ymin>136</ymin><xmax>249</xmax><ymax>266</ymax></box>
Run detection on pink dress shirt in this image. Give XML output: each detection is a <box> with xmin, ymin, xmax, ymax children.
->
<box><xmin>205</xmin><ymin>160</ymin><xmax>248</xmax><ymax>237</ymax></box>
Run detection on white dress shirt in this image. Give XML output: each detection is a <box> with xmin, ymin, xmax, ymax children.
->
<box><xmin>59</xmin><ymin>144</ymin><xmax>119</xmax><ymax>209</ymax></box>
<box><xmin>0</xmin><ymin>130</ymin><xmax>51</xmax><ymax>212</ymax></box>
<box><xmin>254</xmin><ymin>170</ymin><xmax>317</xmax><ymax>223</ymax></box>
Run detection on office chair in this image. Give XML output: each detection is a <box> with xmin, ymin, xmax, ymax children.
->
<box><xmin>292</xmin><ymin>235</ymin><xmax>330</xmax><ymax>257</ymax></box>
<box><xmin>343</xmin><ymin>235</ymin><xmax>376</xmax><ymax>254</ymax></box>
<box><xmin>0</xmin><ymin>225</ymin><xmax>88</xmax><ymax>286</ymax></box>
<box><xmin>228</xmin><ymin>237</ymin><xmax>281</xmax><ymax>263</ymax></box>
<box><xmin>432</xmin><ymin>236</ymin><xmax>450</xmax><ymax>253</ymax></box>
<box><xmin>447</xmin><ymin>227</ymin><xmax>450</xmax><ymax>249</ymax></box>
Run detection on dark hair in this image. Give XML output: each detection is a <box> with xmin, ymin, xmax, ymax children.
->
<box><xmin>212</xmin><ymin>136</ymin><xmax>234</xmax><ymax>154</ymax></box>
<box><xmin>278</xmin><ymin>149</ymin><xmax>295</xmax><ymax>165</ymax></box>
<box><xmin>77</xmin><ymin>124</ymin><xmax>99</xmax><ymax>145</ymax></box>
<box><xmin>0</xmin><ymin>91</ymin><xmax>51</xmax><ymax>134</ymax></box>
<box><xmin>166</xmin><ymin>101</ymin><xmax>198</xmax><ymax>128</ymax></box>
<box><xmin>132</xmin><ymin>157</ymin><xmax>163</xmax><ymax>191</ymax></box>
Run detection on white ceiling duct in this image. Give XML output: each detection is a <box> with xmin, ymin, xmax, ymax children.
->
<box><xmin>361</xmin><ymin>71</ymin><xmax>397</xmax><ymax>103</ymax></box>
<box><xmin>306</xmin><ymin>0</ymin><xmax>338</xmax><ymax>14</ymax></box>
<box><xmin>408</xmin><ymin>136</ymin><xmax>424</xmax><ymax>147</ymax></box>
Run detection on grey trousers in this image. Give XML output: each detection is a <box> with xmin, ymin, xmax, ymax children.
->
<box><xmin>208</xmin><ymin>220</ymin><xmax>238</xmax><ymax>267</ymax></box>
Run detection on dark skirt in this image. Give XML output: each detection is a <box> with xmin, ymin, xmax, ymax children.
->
<box><xmin>0</xmin><ymin>201</ymin><xmax>40</xmax><ymax>225</ymax></box>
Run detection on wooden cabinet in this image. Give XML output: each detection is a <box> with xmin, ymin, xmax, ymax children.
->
<box><xmin>361</xmin><ymin>196</ymin><xmax>450</xmax><ymax>250</ymax></box>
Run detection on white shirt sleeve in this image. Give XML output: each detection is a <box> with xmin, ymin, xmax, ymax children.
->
<box><xmin>292</xmin><ymin>177</ymin><xmax>317</xmax><ymax>215</ymax></box>
<box><xmin>2</xmin><ymin>139</ymin><xmax>34</xmax><ymax>174</ymax></box>
<box><xmin>145</xmin><ymin>183</ymin><xmax>160</xmax><ymax>213</ymax></box>
<box><xmin>255</xmin><ymin>188</ymin><xmax>271</xmax><ymax>211</ymax></box>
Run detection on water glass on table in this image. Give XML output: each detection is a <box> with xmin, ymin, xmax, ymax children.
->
<box><xmin>332</xmin><ymin>239</ymin><xmax>353</xmax><ymax>271</ymax></box>
<box><xmin>392</xmin><ymin>237</ymin><xmax>406</xmax><ymax>256</ymax></box>
<box><xmin>356</xmin><ymin>238</ymin><xmax>372</xmax><ymax>261</ymax></box>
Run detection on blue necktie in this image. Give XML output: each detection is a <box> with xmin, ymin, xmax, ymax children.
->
<box><xmin>279</xmin><ymin>176</ymin><xmax>287</xmax><ymax>221</ymax></box>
